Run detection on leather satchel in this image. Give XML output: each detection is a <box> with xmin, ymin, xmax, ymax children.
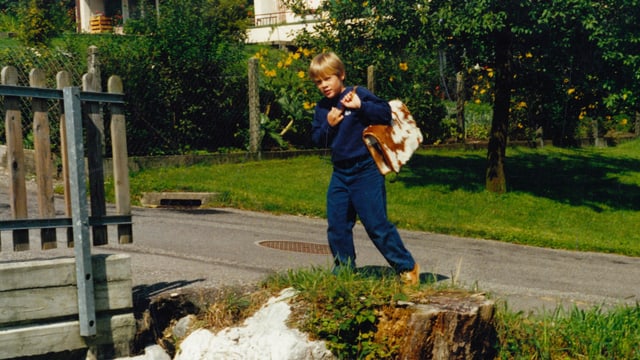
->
<box><xmin>363</xmin><ymin>100</ymin><xmax>423</xmax><ymax>175</ymax></box>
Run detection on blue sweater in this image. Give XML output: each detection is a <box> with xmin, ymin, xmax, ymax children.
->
<box><xmin>311</xmin><ymin>86</ymin><xmax>391</xmax><ymax>163</ymax></box>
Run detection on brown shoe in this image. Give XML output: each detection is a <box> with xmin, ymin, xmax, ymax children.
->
<box><xmin>400</xmin><ymin>263</ymin><xmax>420</xmax><ymax>286</ymax></box>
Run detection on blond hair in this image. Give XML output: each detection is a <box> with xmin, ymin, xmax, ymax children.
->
<box><xmin>308</xmin><ymin>52</ymin><xmax>345</xmax><ymax>80</ymax></box>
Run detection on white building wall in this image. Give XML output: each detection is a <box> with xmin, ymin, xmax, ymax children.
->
<box><xmin>254</xmin><ymin>0</ymin><xmax>281</xmax><ymax>16</ymax></box>
<box><xmin>79</xmin><ymin>0</ymin><xmax>105</xmax><ymax>33</ymax></box>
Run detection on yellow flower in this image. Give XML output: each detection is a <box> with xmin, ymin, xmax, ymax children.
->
<box><xmin>277</xmin><ymin>61</ymin><xmax>283</xmax><ymax>68</ymax></box>
<box><xmin>621</xmin><ymin>118</ymin><xmax>628</xmax><ymax>125</ymax></box>
<box><xmin>292</xmin><ymin>52</ymin><xmax>301</xmax><ymax>60</ymax></box>
<box><xmin>303</xmin><ymin>101</ymin><xmax>315</xmax><ymax>110</ymax></box>
<box><xmin>567</xmin><ymin>88</ymin><xmax>576</xmax><ymax>95</ymax></box>
<box><xmin>525</xmin><ymin>52</ymin><xmax>533</xmax><ymax>58</ymax></box>
<box><xmin>399</xmin><ymin>62</ymin><xmax>408</xmax><ymax>71</ymax></box>
<box><xmin>389</xmin><ymin>76</ymin><xmax>395</xmax><ymax>82</ymax></box>
<box><xmin>486</xmin><ymin>68</ymin><xmax>494</xmax><ymax>78</ymax></box>
<box><xmin>516</xmin><ymin>101</ymin><xmax>527</xmax><ymax>109</ymax></box>
<box><xmin>297</xmin><ymin>71</ymin><xmax>305</xmax><ymax>79</ymax></box>
<box><xmin>474</xmin><ymin>99</ymin><xmax>481</xmax><ymax>104</ymax></box>
<box><xmin>264</xmin><ymin>69</ymin><xmax>276</xmax><ymax>77</ymax></box>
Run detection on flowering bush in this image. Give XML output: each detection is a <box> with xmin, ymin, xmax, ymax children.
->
<box><xmin>253</xmin><ymin>47</ymin><xmax>318</xmax><ymax>149</ymax></box>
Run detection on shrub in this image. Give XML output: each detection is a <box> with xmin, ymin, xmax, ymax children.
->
<box><xmin>252</xmin><ymin>46</ymin><xmax>317</xmax><ymax>149</ymax></box>
<box><xmin>55</xmin><ymin>0</ymin><xmax>249</xmax><ymax>156</ymax></box>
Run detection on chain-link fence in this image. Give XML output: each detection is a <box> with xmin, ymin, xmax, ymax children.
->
<box><xmin>0</xmin><ymin>46</ymin><xmax>85</xmax><ymax>158</ymax></box>
<box><xmin>0</xmin><ymin>43</ymin><xmax>253</xmax><ymax>159</ymax></box>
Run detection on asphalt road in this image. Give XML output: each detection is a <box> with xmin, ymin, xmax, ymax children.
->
<box><xmin>1</xmin><ymin>172</ymin><xmax>639</xmax><ymax>313</ymax></box>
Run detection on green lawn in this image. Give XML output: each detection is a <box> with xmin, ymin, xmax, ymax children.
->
<box><xmin>123</xmin><ymin>138</ymin><xmax>640</xmax><ymax>258</ymax></box>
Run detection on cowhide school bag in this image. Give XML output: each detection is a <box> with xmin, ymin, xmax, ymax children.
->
<box><xmin>362</xmin><ymin>99</ymin><xmax>423</xmax><ymax>175</ymax></box>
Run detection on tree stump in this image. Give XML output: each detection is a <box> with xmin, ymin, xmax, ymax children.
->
<box><xmin>397</xmin><ymin>291</ymin><xmax>497</xmax><ymax>360</ymax></box>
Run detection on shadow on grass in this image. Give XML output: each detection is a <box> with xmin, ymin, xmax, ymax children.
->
<box><xmin>400</xmin><ymin>148</ymin><xmax>640</xmax><ymax>212</ymax></box>
<box><xmin>357</xmin><ymin>265</ymin><xmax>448</xmax><ymax>285</ymax></box>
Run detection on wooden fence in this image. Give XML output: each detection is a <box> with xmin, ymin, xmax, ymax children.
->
<box><xmin>0</xmin><ymin>46</ymin><xmax>135</xmax><ymax>359</ymax></box>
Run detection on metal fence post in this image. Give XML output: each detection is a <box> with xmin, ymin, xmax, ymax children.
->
<box><xmin>63</xmin><ymin>86</ymin><xmax>97</xmax><ymax>337</ymax></box>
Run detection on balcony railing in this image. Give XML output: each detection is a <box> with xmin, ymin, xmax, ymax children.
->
<box><xmin>254</xmin><ymin>11</ymin><xmax>288</xmax><ymax>26</ymax></box>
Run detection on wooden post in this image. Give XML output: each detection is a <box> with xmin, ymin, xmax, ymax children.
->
<box><xmin>85</xmin><ymin>42</ymin><xmax>107</xmax><ymax>246</ymax></box>
<box><xmin>1</xmin><ymin>66</ymin><xmax>29</xmax><ymax>251</ymax></box>
<box><xmin>367</xmin><ymin>65</ymin><xmax>375</xmax><ymax>94</ymax></box>
<box><xmin>592</xmin><ymin>118</ymin><xmax>605</xmax><ymax>147</ymax></box>
<box><xmin>57</xmin><ymin>71</ymin><xmax>74</xmax><ymax>246</ymax></box>
<box><xmin>536</xmin><ymin>126</ymin><xmax>544</xmax><ymax>148</ymax></box>
<box><xmin>456</xmin><ymin>71</ymin><xmax>465</xmax><ymax>142</ymax></box>
<box><xmin>248</xmin><ymin>57</ymin><xmax>260</xmax><ymax>155</ymax></box>
<box><xmin>87</xmin><ymin>46</ymin><xmax>102</xmax><ymax>94</ymax></box>
<box><xmin>108</xmin><ymin>75</ymin><xmax>132</xmax><ymax>244</ymax></box>
<box><xmin>82</xmin><ymin>72</ymin><xmax>108</xmax><ymax>246</ymax></box>
<box><xmin>30</xmin><ymin>68</ymin><xmax>57</xmax><ymax>249</ymax></box>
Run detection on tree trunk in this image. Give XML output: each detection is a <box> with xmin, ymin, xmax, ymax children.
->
<box><xmin>486</xmin><ymin>28</ymin><xmax>512</xmax><ymax>194</ymax></box>
<box><xmin>395</xmin><ymin>292</ymin><xmax>497</xmax><ymax>360</ymax></box>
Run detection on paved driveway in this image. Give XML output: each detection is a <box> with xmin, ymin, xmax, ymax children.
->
<box><xmin>1</xmin><ymin>171</ymin><xmax>639</xmax><ymax>313</ymax></box>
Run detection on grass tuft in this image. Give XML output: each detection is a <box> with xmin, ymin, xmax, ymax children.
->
<box><xmin>260</xmin><ymin>265</ymin><xmax>442</xmax><ymax>359</ymax></box>
<box><xmin>496</xmin><ymin>302</ymin><xmax>640</xmax><ymax>359</ymax></box>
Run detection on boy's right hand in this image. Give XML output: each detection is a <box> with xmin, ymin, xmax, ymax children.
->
<box><xmin>327</xmin><ymin>107</ymin><xmax>344</xmax><ymax>127</ymax></box>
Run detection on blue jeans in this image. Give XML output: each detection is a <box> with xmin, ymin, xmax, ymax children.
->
<box><xmin>327</xmin><ymin>156</ymin><xmax>416</xmax><ymax>273</ymax></box>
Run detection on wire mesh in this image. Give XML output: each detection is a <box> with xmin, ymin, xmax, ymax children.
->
<box><xmin>0</xmin><ymin>46</ymin><xmax>85</xmax><ymax>163</ymax></box>
<box><xmin>0</xmin><ymin>45</ymin><xmax>252</xmax><ymax>159</ymax></box>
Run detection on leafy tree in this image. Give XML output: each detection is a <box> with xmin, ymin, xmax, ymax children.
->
<box><xmin>288</xmin><ymin>0</ymin><xmax>446</xmax><ymax>141</ymax></box>
<box><xmin>431</xmin><ymin>0</ymin><xmax>535</xmax><ymax>193</ymax></box>
<box><xmin>148</xmin><ymin>0</ymin><xmax>248</xmax><ymax>152</ymax></box>
<box><xmin>438</xmin><ymin>0</ymin><xmax>640</xmax><ymax>192</ymax></box>
<box><xmin>63</xmin><ymin>0</ymin><xmax>250</xmax><ymax>155</ymax></box>
<box><xmin>293</xmin><ymin>0</ymin><xmax>639</xmax><ymax>193</ymax></box>
<box><xmin>16</xmin><ymin>0</ymin><xmax>74</xmax><ymax>46</ymax></box>
<box><xmin>17</xmin><ymin>0</ymin><xmax>56</xmax><ymax>45</ymax></box>
<box><xmin>586</xmin><ymin>0</ymin><xmax>640</xmax><ymax>132</ymax></box>
<box><xmin>0</xmin><ymin>0</ymin><xmax>20</xmax><ymax>15</ymax></box>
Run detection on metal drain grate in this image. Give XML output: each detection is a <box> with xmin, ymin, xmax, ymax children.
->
<box><xmin>258</xmin><ymin>240</ymin><xmax>331</xmax><ymax>255</ymax></box>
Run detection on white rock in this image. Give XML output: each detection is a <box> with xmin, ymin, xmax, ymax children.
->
<box><xmin>116</xmin><ymin>344</ymin><xmax>171</xmax><ymax>360</ymax></box>
<box><xmin>174</xmin><ymin>288</ymin><xmax>335</xmax><ymax>360</ymax></box>
<box><xmin>172</xmin><ymin>314</ymin><xmax>197</xmax><ymax>339</ymax></box>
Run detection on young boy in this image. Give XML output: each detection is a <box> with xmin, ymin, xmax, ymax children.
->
<box><xmin>309</xmin><ymin>52</ymin><xmax>420</xmax><ymax>285</ymax></box>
